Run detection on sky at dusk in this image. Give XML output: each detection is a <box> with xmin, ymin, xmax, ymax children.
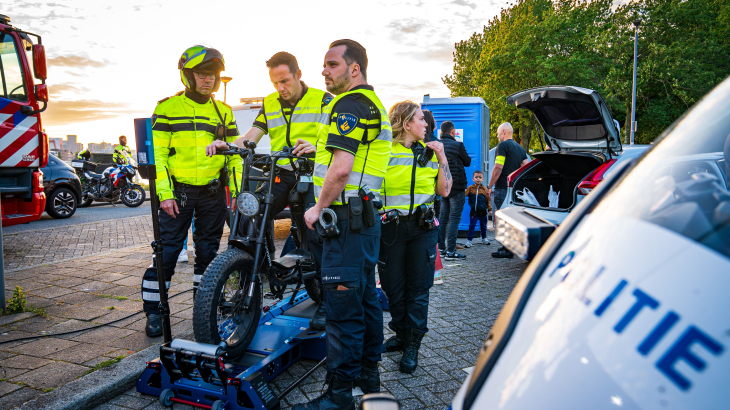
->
<box><xmin>1</xmin><ymin>0</ymin><xmax>517</xmax><ymax>150</ymax></box>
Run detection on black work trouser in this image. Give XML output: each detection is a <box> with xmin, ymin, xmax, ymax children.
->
<box><xmin>378</xmin><ymin>220</ymin><xmax>437</xmax><ymax>333</ymax></box>
<box><xmin>142</xmin><ymin>187</ymin><xmax>226</xmax><ymax>314</ymax></box>
<box><xmin>322</xmin><ymin>216</ymin><xmax>383</xmax><ymax>380</ymax></box>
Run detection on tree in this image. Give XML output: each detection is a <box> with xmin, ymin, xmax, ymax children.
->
<box><xmin>444</xmin><ymin>0</ymin><xmax>730</xmax><ymax>147</ymax></box>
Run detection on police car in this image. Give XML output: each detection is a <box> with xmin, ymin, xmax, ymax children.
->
<box><xmin>449</xmin><ymin>76</ymin><xmax>730</xmax><ymax>409</ymax></box>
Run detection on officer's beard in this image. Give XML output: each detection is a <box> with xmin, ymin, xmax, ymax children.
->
<box><xmin>325</xmin><ymin>72</ymin><xmax>351</xmax><ymax>95</ymax></box>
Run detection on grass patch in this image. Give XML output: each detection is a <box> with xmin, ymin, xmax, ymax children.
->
<box><xmin>106</xmin><ymin>306</ymin><xmax>115</xmax><ymax>310</ymax></box>
<box><xmin>43</xmin><ymin>388</ymin><xmax>54</xmax><ymax>393</ymax></box>
<box><xmin>96</xmin><ymin>294</ymin><xmax>128</xmax><ymax>301</ymax></box>
<box><xmin>82</xmin><ymin>355</ymin><xmax>126</xmax><ymax>376</ymax></box>
<box><xmin>3</xmin><ymin>286</ymin><xmax>48</xmax><ymax>318</ymax></box>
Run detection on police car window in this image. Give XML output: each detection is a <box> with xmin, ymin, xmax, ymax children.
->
<box><xmin>0</xmin><ymin>33</ymin><xmax>27</xmax><ymax>102</ymax></box>
<box><xmin>590</xmin><ymin>80</ymin><xmax>730</xmax><ymax>259</ymax></box>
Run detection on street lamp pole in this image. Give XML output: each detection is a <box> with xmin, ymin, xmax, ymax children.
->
<box><xmin>630</xmin><ymin>19</ymin><xmax>641</xmax><ymax>146</ymax></box>
<box><xmin>220</xmin><ymin>76</ymin><xmax>233</xmax><ymax>104</ymax></box>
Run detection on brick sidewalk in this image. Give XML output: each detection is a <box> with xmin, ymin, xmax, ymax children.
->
<box><xmin>0</xmin><ymin>220</ymin><xmax>292</xmax><ymax>409</ymax></box>
<box><xmin>94</xmin><ymin>231</ymin><xmax>528</xmax><ymax>410</ymax></box>
<box><xmin>2</xmin><ymin>215</ymin><xmax>154</xmax><ymax>271</ymax></box>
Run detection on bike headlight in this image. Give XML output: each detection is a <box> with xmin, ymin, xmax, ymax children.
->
<box><xmin>236</xmin><ymin>192</ymin><xmax>259</xmax><ymax>216</ymax></box>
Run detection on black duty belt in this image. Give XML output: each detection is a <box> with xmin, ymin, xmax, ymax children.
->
<box><xmin>173</xmin><ymin>182</ymin><xmax>211</xmax><ymax>193</ymax></box>
<box><xmin>398</xmin><ymin>213</ymin><xmax>421</xmax><ymax>222</ymax></box>
<box><xmin>329</xmin><ymin>205</ymin><xmax>350</xmax><ymax>222</ymax></box>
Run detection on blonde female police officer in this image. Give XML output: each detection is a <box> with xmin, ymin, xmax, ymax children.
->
<box><xmin>379</xmin><ymin>101</ymin><xmax>452</xmax><ymax>373</ymax></box>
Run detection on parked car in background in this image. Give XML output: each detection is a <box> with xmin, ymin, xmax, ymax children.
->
<box><xmin>452</xmin><ymin>76</ymin><xmax>730</xmax><ymax>410</ymax></box>
<box><xmin>496</xmin><ymin>86</ymin><xmax>650</xmax><ymax>258</ymax></box>
<box><xmin>41</xmin><ymin>155</ymin><xmax>82</xmax><ymax>219</ymax></box>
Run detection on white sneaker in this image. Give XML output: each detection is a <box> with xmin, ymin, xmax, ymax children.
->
<box><xmin>481</xmin><ymin>238</ymin><xmax>491</xmax><ymax>245</ymax></box>
<box><xmin>433</xmin><ymin>270</ymin><xmax>443</xmax><ymax>285</ymax></box>
<box><xmin>464</xmin><ymin>240</ymin><xmax>473</xmax><ymax>248</ymax></box>
<box><xmin>177</xmin><ymin>249</ymin><xmax>188</xmax><ymax>263</ymax></box>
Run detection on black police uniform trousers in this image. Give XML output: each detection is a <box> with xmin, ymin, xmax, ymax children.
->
<box><xmin>378</xmin><ymin>220</ymin><xmax>437</xmax><ymax>334</ymax></box>
<box><xmin>321</xmin><ymin>214</ymin><xmax>383</xmax><ymax>381</ymax></box>
<box><xmin>141</xmin><ymin>186</ymin><xmax>226</xmax><ymax>314</ymax></box>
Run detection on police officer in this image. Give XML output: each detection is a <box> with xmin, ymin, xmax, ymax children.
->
<box><xmin>77</xmin><ymin>149</ymin><xmax>91</xmax><ymax>161</ymax></box>
<box><xmin>206</xmin><ymin>51</ymin><xmax>331</xmax><ymax>329</ymax></box>
<box><xmin>378</xmin><ymin>101</ymin><xmax>452</xmax><ymax>374</ymax></box>
<box><xmin>113</xmin><ymin>135</ymin><xmax>132</xmax><ymax>164</ymax></box>
<box><xmin>141</xmin><ymin>45</ymin><xmax>242</xmax><ymax>337</ymax></box>
<box><xmin>296</xmin><ymin>39</ymin><xmax>390</xmax><ymax>410</ymax></box>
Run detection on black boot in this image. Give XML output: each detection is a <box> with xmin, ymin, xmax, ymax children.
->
<box><xmin>145</xmin><ymin>313</ymin><xmax>163</xmax><ymax>337</ymax></box>
<box><xmin>291</xmin><ymin>372</ymin><xmax>355</xmax><ymax>410</ymax></box>
<box><xmin>355</xmin><ymin>358</ymin><xmax>380</xmax><ymax>394</ymax></box>
<box><xmin>383</xmin><ymin>326</ymin><xmax>406</xmax><ymax>352</ymax></box>
<box><xmin>309</xmin><ymin>302</ymin><xmax>326</xmax><ymax>330</ymax></box>
<box><xmin>400</xmin><ymin>329</ymin><xmax>425</xmax><ymax>374</ymax></box>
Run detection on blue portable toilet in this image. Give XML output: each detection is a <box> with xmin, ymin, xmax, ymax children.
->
<box><xmin>421</xmin><ymin>95</ymin><xmax>490</xmax><ymax>233</ymax></box>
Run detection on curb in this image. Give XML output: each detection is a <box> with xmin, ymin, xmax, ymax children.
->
<box><xmin>18</xmin><ymin>330</ymin><xmax>193</xmax><ymax>410</ymax></box>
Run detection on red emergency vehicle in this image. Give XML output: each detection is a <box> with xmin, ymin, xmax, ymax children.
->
<box><xmin>0</xmin><ymin>14</ymin><xmax>49</xmax><ymax>227</ymax></box>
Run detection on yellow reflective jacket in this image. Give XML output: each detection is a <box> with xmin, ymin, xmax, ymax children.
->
<box><xmin>151</xmin><ymin>93</ymin><xmax>242</xmax><ymax>201</ymax></box>
<box><xmin>381</xmin><ymin>141</ymin><xmax>439</xmax><ymax>215</ymax></box>
<box><xmin>313</xmin><ymin>88</ymin><xmax>392</xmax><ymax>206</ymax></box>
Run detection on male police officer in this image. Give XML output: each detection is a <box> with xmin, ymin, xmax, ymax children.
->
<box><xmin>297</xmin><ymin>39</ymin><xmax>391</xmax><ymax>410</ymax></box>
<box><xmin>142</xmin><ymin>45</ymin><xmax>242</xmax><ymax>337</ymax></box>
<box><xmin>114</xmin><ymin>135</ymin><xmax>132</xmax><ymax>165</ymax></box>
<box><xmin>206</xmin><ymin>51</ymin><xmax>332</xmax><ymax>329</ymax></box>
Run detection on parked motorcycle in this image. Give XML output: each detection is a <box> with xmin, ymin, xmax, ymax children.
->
<box><xmin>71</xmin><ymin>152</ymin><xmax>146</xmax><ymax>208</ymax></box>
<box><xmin>192</xmin><ymin>141</ymin><xmax>321</xmax><ymax>359</ymax></box>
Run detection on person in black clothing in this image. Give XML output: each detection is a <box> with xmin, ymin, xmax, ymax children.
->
<box><xmin>487</xmin><ymin>122</ymin><xmax>530</xmax><ymax>258</ymax></box>
<box><xmin>438</xmin><ymin>121</ymin><xmax>471</xmax><ymax>260</ymax></box>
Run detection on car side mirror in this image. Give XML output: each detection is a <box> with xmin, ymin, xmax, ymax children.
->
<box><xmin>33</xmin><ymin>44</ymin><xmax>47</xmax><ymax>80</ymax></box>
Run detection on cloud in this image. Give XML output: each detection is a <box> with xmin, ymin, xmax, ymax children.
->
<box><xmin>388</xmin><ymin>19</ymin><xmax>426</xmax><ymax>35</ymax></box>
<box><xmin>47</xmin><ymin>55</ymin><xmax>108</xmax><ymax>69</ymax></box>
<box><xmin>48</xmin><ymin>83</ymin><xmax>91</xmax><ymax>95</ymax></box>
<box><xmin>451</xmin><ymin>0</ymin><xmax>478</xmax><ymax>9</ymax></box>
<box><xmin>43</xmin><ymin>99</ymin><xmax>147</xmax><ymax>126</ymax></box>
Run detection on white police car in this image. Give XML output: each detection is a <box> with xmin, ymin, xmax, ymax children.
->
<box><xmin>450</xmin><ymin>76</ymin><xmax>730</xmax><ymax>409</ymax></box>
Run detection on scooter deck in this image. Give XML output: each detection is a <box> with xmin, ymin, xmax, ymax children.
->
<box><xmin>136</xmin><ymin>290</ymin><xmax>325</xmax><ymax>410</ymax></box>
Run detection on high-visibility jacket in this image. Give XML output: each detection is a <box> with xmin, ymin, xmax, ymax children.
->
<box><xmin>113</xmin><ymin>144</ymin><xmax>131</xmax><ymax>164</ymax></box>
<box><xmin>313</xmin><ymin>88</ymin><xmax>392</xmax><ymax>206</ymax></box>
<box><xmin>151</xmin><ymin>93</ymin><xmax>242</xmax><ymax>201</ymax></box>
<box><xmin>261</xmin><ymin>87</ymin><xmax>327</xmax><ymax>166</ymax></box>
<box><xmin>381</xmin><ymin>141</ymin><xmax>439</xmax><ymax>215</ymax></box>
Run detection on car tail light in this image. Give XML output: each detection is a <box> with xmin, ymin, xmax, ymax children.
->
<box><xmin>578</xmin><ymin>159</ymin><xmax>617</xmax><ymax>195</ymax></box>
<box><xmin>507</xmin><ymin>159</ymin><xmax>540</xmax><ymax>187</ymax></box>
<box><xmin>32</xmin><ymin>170</ymin><xmax>44</xmax><ymax>193</ymax></box>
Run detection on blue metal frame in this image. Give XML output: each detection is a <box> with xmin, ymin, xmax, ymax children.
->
<box><xmin>137</xmin><ymin>290</ymin><xmax>325</xmax><ymax>409</ymax></box>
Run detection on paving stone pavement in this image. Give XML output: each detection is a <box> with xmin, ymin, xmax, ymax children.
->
<box><xmin>2</xmin><ymin>215</ymin><xmax>155</xmax><ymax>271</ymax></box>
<box><xmin>99</xmin><ymin>231</ymin><xmax>529</xmax><ymax>410</ymax></box>
<box><xmin>0</xmin><ymin>219</ymin><xmax>292</xmax><ymax>409</ymax></box>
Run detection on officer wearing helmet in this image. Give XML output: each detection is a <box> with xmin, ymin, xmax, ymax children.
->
<box><xmin>113</xmin><ymin>135</ymin><xmax>132</xmax><ymax>165</ymax></box>
<box><xmin>141</xmin><ymin>45</ymin><xmax>242</xmax><ymax>337</ymax></box>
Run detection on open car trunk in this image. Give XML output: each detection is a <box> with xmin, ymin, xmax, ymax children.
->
<box><xmin>512</xmin><ymin>151</ymin><xmax>604</xmax><ymax>210</ymax></box>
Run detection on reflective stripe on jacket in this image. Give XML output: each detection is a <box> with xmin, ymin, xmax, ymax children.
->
<box><xmin>381</xmin><ymin>141</ymin><xmax>439</xmax><ymax>215</ymax></box>
<box><xmin>313</xmin><ymin>88</ymin><xmax>392</xmax><ymax>205</ymax></box>
<box><xmin>263</xmin><ymin>87</ymin><xmax>327</xmax><ymax>166</ymax></box>
<box><xmin>151</xmin><ymin>94</ymin><xmax>242</xmax><ymax>201</ymax></box>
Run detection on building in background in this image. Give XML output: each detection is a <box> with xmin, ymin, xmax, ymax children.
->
<box><xmin>87</xmin><ymin>141</ymin><xmax>114</xmax><ymax>153</ymax></box>
<box><xmin>48</xmin><ymin>135</ymin><xmax>85</xmax><ymax>161</ymax></box>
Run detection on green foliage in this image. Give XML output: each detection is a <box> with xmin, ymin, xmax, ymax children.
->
<box><xmin>443</xmin><ymin>0</ymin><xmax>730</xmax><ymax>146</ymax></box>
<box><xmin>6</xmin><ymin>286</ymin><xmax>27</xmax><ymax>315</ymax></box>
<box><xmin>4</xmin><ymin>285</ymin><xmax>48</xmax><ymax>318</ymax></box>
<box><xmin>82</xmin><ymin>355</ymin><xmax>126</xmax><ymax>376</ymax></box>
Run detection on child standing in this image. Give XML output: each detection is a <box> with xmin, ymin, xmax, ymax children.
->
<box><xmin>464</xmin><ymin>170</ymin><xmax>491</xmax><ymax>247</ymax></box>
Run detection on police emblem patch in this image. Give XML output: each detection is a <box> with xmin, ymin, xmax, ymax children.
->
<box><xmin>337</xmin><ymin>113</ymin><xmax>358</xmax><ymax>135</ymax></box>
<box><xmin>151</xmin><ymin>114</ymin><xmax>157</xmax><ymax>125</ymax></box>
<box><xmin>323</xmin><ymin>95</ymin><xmax>333</xmax><ymax>105</ymax></box>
